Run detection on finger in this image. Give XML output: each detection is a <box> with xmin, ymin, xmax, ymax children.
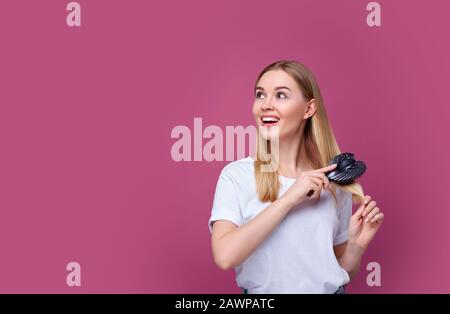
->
<box><xmin>365</xmin><ymin>206</ymin><xmax>380</xmax><ymax>223</ymax></box>
<box><xmin>361</xmin><ymin>196</ymin><xmax>373</xmax><ymax>216</ymax></box>
<box><xmin>310</xmin><ymin>186</ymin><xmax>321</xmax><ymax>200</ymax></box>
<box><xmin>313</xmin><ymin>164</ymin><xmax>337</xmax><ymax>173</ymax></box>
<box><xmin>306</xmin><ymin>179</ymin><xmax>319</xmax><ymax>198</ymax></box>
<box><xmin>355</xmin><ymin>196</ymin><xmax>368</xmax><ymax>217</ymax></box>
<box><xmin>360</xmin><ymin>195</ymin><xmax>371</xmax><ymax>217</ymax></box>
<box><xmin>363</xmin><ymin>200</ymin><xmax>377</xmax><ymax>217</ymax></box>
<box><xmin>352</xmin><ymin>205</ymin><xmax>365</xmax><ymax>221</ymax></box>
<box><xmin>309</xmin><ymin>172</ymin><xmax>330</xmax><ymax>188</ymax></box>
<box><xmin>310</xmin><ymin>177</ymin><xmax>324</xmax><ymax>189</ymax></box>
<box><xmin>370</xmin><ymin>212</ymin><xmax>384</xmax><ymax>224</ymax></box>
<box><xmin>309</xmin><ymin>172</ymin><xmax>329</xmax><ymax>188</ymax></box>
<box><xmin>363</xmin><ymin>195</ymin><xmax>372</xmax><ymax>206</ymax></box>
<box><xmin>308</xmin><ymin>178</ymin><xmax>322</xmax><ymax>199</ymax></box>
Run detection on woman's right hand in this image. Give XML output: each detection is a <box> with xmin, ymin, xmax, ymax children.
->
<box><xmin>284</xmin><ymin>163</ymin><xmax>338</xmax><ymax>206</ymax></box>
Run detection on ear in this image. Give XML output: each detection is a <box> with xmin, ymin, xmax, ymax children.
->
<box><xmin>303</xmin><ymin>99</ymin><xmax>317</xmax><ymax>119</ymax></box>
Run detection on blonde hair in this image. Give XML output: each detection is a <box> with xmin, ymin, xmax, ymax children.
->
<box><xmin>254</xmin><ymin>60</ymin><xmax>365</xmax><ymax>207</ymax></box>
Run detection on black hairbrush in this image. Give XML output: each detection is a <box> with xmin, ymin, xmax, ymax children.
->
<box><xmin>307</xmin><ymin>152</ymin><xmax>366</xmax><ymax>197</ymax></box>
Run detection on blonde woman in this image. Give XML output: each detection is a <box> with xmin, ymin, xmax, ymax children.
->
<box><xmin>208</xmin><ymin>60</ymin><xmax>384</xmax><ymax>294</ymax></box>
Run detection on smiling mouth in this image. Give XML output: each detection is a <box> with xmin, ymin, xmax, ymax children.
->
<box><xmin>261</xmin><ymin>116</ymin><xmax>280</xmax><ymax>126</ymax></box>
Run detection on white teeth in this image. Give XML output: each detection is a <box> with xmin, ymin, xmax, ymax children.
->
<box><xmin>262</xmin><ymin>116</ymin><xmax>280</xmax><ymax>122</ymax></box>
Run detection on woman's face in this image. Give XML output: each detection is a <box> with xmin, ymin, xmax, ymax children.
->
<box><xmin>252</xmin><ymin>69</ymin><xmax>316</xmax><ymax>141</ymax></box>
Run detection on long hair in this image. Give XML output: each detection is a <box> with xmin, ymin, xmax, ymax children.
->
<box><xmin>254</xmin><ymin>60</ymin><xmax>364</xmax><ymax>208</ymax></box>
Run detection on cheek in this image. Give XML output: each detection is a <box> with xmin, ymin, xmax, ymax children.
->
<box><xmin>252</xmin><ymin>102</ymin><xmax>260</xmax><ymax>118</ymax></box>
<box><xmin>279</xmin><ymin>101</ymin><xmax>304</xmax><ymax>124</ymax></box>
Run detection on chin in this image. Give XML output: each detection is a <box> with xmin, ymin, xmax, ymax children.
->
<box><xmin>258</xmin><ymin>125</ymin><xmax>282</xmax><ymax>142</ymax></box>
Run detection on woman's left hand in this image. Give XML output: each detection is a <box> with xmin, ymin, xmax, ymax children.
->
<box><xmin>348</xmin><ymin>195</ymin><xmax>384</xmax><ymax>250</ymax></box>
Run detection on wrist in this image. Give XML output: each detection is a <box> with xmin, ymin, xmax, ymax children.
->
<box><xmin>347</xmin><ymin>240</ymin><xmax>367</xmax><ymax>256</ymax></box>
<box><xmin>280</xmin><ymin>192</ymin><xmax>303</xmax><ymax>209</ymax></box>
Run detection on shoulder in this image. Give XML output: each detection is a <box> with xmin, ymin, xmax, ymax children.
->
<box><xmin>219</xmin><ymin>156</ymin><xmax>255</xmax><ymax>180</ymax></box>
<box><xmin>221</xmin><ymin>156</ymin><xmax>254</xmax><ymax>174</ymax></box>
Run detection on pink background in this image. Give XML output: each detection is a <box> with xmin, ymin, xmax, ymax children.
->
<box><xmin>0</xmin><ymin>0</ymin><xmax>449</xmax><ymax>293</ymax></box>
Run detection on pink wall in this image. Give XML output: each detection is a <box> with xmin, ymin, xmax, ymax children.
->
<box><xmin>0</xmin><ymin>0</ymin><xmax>449</xmax><ymax>293</ymax></box>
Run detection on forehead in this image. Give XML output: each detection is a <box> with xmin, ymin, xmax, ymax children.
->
<box><xmin>257</xmin><ymin>69</ymin><xmax>297</xmax><ymax>90</ymax></box>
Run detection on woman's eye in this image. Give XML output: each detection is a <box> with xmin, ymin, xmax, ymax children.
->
<box><xmin>255</xmin><ymin>91</ymin><xmax>286</xmax><ymax>99</ymax></box>
<box><xmin>255</xmin><ymin>92</ymin><xmax>264</xmax><ymax>99</ymax></box>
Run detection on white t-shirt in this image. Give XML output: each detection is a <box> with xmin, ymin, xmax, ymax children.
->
<box><xmin>208</xmin><ymin>156</ymin><xmax>352</xmax><ymax>294</ymax></box>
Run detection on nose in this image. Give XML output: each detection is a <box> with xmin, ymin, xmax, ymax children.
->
<box><xmin>261</xmin><ymin>97</ymin><xmax>275</xmax><ymax>111</ymax></box>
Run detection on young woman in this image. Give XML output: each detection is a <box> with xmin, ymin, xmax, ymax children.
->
<box><xmin>208</xmin><ymin>60</ymin><xmax>384</xmax><ymax>294</ymax></box>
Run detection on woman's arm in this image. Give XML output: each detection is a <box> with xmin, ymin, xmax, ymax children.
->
<box><xmin>334</xmin><ymin>194</ymin><xmax>384</xmax><ymax>280</ymax></box>
<box><xmin>334</xmin><ymin>241</ymin><xmax>365</xmax><ymax>280</ymax></box>
<box><xmin>211</xmin><ymin>193</ymin><xmax>297</xmax><ymax>270</ymax></box>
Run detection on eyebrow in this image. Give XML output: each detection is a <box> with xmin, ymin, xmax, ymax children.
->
<box><xmin>255</xmin><ymin>86</ymin><xmax>292</xmax><ymax>92</ymax></box>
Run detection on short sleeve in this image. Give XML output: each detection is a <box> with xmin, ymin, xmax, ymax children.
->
<box><xmin>333</xmin><ymin>190</ymin><xmax>353</xmax><ymax>246</ymax></box>
<box><xmin>208</xmin><ymin>168</ymin><xmax>244</xmax><ymax>234</ymax></box>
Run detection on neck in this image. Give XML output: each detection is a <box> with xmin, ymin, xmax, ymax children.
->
<box><xmin>277</xmin><ymin>132</ymin><xmax>314</xmax><ymax>178</ymax></box>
